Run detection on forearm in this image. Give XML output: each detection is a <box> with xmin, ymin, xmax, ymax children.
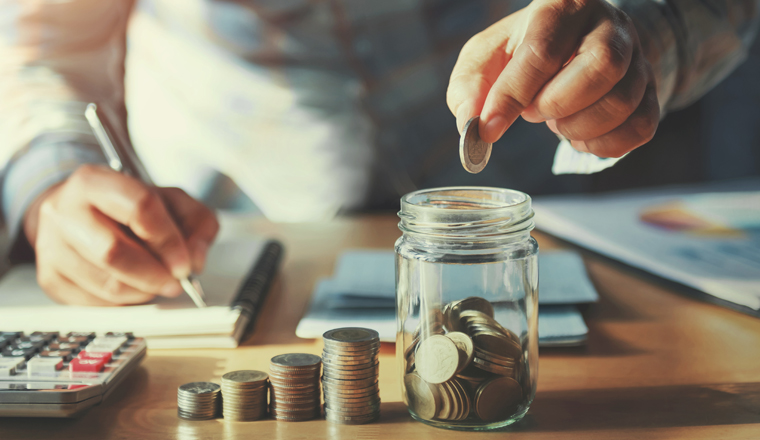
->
<box><xmin>612</xmin><ymin>0</ymin><xmax>760</xmax><ymax>113</ymax></box>
<box><xmin>0</xmin><ymin>0</ymin><xmax>133</xmax><ymax>245</ymax></box>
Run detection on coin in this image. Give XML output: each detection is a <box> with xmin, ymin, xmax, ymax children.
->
<box><xmin>323</xmin><ymin>328</ymin><xmax>379</xmax><ymax>345</ymax></box>
<box><xmin>474</xmin><ymin>376</ymin><xmax>523</xmax><ymax>422</ymax></box>
<box><xmin>472</xmin><ymin>332</ymin><xmax>523</xmax><ymax>360</ymax></box>
<box><xmin>322</xmin><ymin>327</ymin><xmax>381</xmax><ymax>424</ymax></box>
<box><xmin>403</xmin><ymin>373</ymin><xmax>439</xmax><ymax>420</ymax></box>
<box><xmin>271</xmin><ymin>353</ymin><xmax>322</xmax><ymax>369</ymax></box>
<box><xmin>177</xmin><ymin>382</ymin><xmax>221</xmax><ymax>420</ymax></box>
<box><xmin>221</xmin><ymin>370</ymin><xmax>268</xmax><ymax>421</ymax></box>
<box><xmin>459</xmin><ymin>116</ymin><xmax>492</xmax><ymax>174</ymax></box>
<box><xmin>445</xmin><ymin>332</ymin><xmax>474</xmax><ymax>373</ymax></box>
<box><xmin>415</xmin><ymin>335</ymin><xmax>459</xmax><ymax>384</ymax></box>
<box><xmin>269</xmin><ymin>353</ymin><xmax>322</xmax><ymax>421</ymax></box>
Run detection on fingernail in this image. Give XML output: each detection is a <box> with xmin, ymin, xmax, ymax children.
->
<box><xmin>481</xmin><ymin>115</ymin><xmax>509</xmax><ymax>143</ymax></box>
<box><xmin>545</xmin><ymin>119</ymin><xmax>560</xmax><ymax>134</ymax></box>
<box><xmin>456</xmin><ymin>104</ymin><xmax>475</xmax><ymax>134</ymax></box>
<box><xmin>161</xmin><ymin>281</ymin><xmax>183</xmax><ymax>297</ymax></box>
<box><xmin>165</xmin><ymin>250</ymin><xmax>192</xmax><ymax>279</ymax></box>
<box><xmin>571</xmin><ymin>140</ymin><xmax>589</xmax><ymax>153</ymax></box>
<box><xmin>193</xmin><ymin>241</ymin><xmax>210</xmax><ymax>273</ymax></box>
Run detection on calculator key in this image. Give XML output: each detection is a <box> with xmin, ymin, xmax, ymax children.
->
<box><xmin>92</xmin><ymin>336</ymin><xmax>127</xmax><ymax>345</ymax></box>
<box><xmin>1</xmin><ymin>347</ymin><xmax>36</xmax><ymax>359</ymax></box>
<box><xmin>69</xmin><ymin>358</ymin><xmax>106</xmax><ymax>373</ymax></box>
<box><xmin>0</xmin><ymin>337</ymin><xmax>11</xmax><ymax>349</ymax></box>
<box><xmin>77</xmin><ymin>351</ymin><xmax>113</xmax><ymax>363</ymax></box>
<box><xmin>66</xmin><ymin>332</ymin><xmax>96</xmax><ymax>340</ymax></box>
<box><xmin>27</xmin><ymin>357</ymin><xmax>63</xmax><ymax>376</ymax></box>
<box><xmin>0</xmin><ymin>358</ymin><xmax>23</xmax><ymax>376</ymax></box>
<box><xmin>105</xmin><ymin>332</ymin><xmax>134</xmax><ymax>340</ymax></box>
<box><xmin>14</xmin><ymin>339</ymin><xmax>46</xmax><ymax>350</ymax></box>
<box><xmin>56</xmin><ymin>336</ymin><xmax>90</xmax><ymax>345</ymax></box>
<box><xmin>46</xmin><ymin>342</ymin><xmax>81</xmax><ymax>352</ymax></box>
<box><xmin>39</xmin><ymin>350</ymin><xmax>74</xmax><ymax>362</ymax></box>
<box><xmin>30</xmin><ymin>332</ymin><xmax>58</xmax><ymax>342</ymax></box>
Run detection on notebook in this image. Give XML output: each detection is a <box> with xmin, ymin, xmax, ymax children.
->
<box><xmin>533</xmin><ymin>179</ymin><xmax>760</xmax><ymax>316</ymax></box>
<box><xmin>0</xmin><ymin>238</ymin><xmax>283</xmax><ymax>349</ymax></box>
<box><xmin>296</xmin><ymin>249</ymin><xmax>597</xmax><ymax>346</ymax></box>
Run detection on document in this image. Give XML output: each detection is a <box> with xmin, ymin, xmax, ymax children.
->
<box><xmin>533</xmin><ymin>180</ymin><xmax>760</xmax><ymax>312</ymax></box>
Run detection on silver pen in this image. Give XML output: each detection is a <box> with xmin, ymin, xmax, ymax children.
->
<box><xmin>84</xmin><ymin>103</ymin><xmax>207</xmax><ymax>308</ymax></box>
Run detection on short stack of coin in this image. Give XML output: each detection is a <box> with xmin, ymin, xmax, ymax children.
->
<box><xmin>322</xmin><ymin>327</ymin><xmax>381</xmax><ymax>425</ymax></box>
<box><xmin>177</xmin><ymin>382</ymin><xmax>221</xmax><ymax>420</ymax></box>
<box><xmin>221</xmin><ymin>370</ymin><xmax>268</xmax><ymax>421</ymax></box>
<box><xmin>269</xmin><ymin>353</ymin><xmax>322</xmax><ymax>421</ymax></box>
<box><xmin>403</xmin><ymin>297</ymin><xmax>527</xmax><ymax>423</ymax></box>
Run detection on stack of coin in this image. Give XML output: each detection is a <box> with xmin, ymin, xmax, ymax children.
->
<box><xmin>269</xmin><ymin>353</ymin><xmax>322</xmax><ymax>421</ymax></box>
<box><xmin>177</xmin><ymin>382</ymin><xmax>221</xmax><ymax>421</ymax></box>
<box><xmin>221</xmin><ymin>370</ymin><xmax>268</xmax><ymax>421</ymax></box>
<box><xmin>402</xmin><ymin>297</ymin><xmax>528</xmax><ymax>423</ymax></box>
<box><xmin>322</xmin><ymin>327</ymin><xmax>381</xmax><ymax>425</ymax></box>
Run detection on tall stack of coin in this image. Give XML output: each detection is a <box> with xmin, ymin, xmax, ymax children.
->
<box><xmin>177</xmin><ymin>382</ymin><xmax>221</xmax><ymax>420</ymax></box>
<box><xmin>269</xmin><ymin>353</ymin><xmax>322</xmax><ymax>421</ymax></box>
<box><xmin>322</xmin><ymin>327</ymin><xmax>381</xmax><ymax>425</ymax></box>
<box><xmin>403</xmin><ymin>297</ymin><xmax>528</xmax><ymax>423</ymax></box>
<box><xmin>221</xmin><ymin>370</ymin><xmax>268</xmax><ymax>421</ymax></box>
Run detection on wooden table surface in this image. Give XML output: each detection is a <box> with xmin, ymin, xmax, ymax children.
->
<box><xmin>2</xmin><ymin>214</ymin><xmax>759</xmax><ymax>439</ymax></box>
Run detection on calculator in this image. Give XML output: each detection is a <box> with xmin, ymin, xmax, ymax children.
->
<box><xmin>0</xmin><ymin>331</ymin><xmax>146</xmax><ymax>417</ymax></box>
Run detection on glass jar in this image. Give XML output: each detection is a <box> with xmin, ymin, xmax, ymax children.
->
<box><xmin>395</xmin><ymin>187</ymin><xmax>539</xmax><ymax>431</ymax></box>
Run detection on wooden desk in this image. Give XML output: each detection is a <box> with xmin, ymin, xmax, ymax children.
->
<box><xmin>2</xmin><ymin>214</ymin><xmax>759</xmax><ymax>439</ymax></box>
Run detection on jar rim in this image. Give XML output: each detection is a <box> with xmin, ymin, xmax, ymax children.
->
<box><xmin>399</xmin><ymin>187</ymin><xmax>534</xmax><ymax>238</ymax></box>
<box><xmin>401</xmin><ymin>186</ymin><xmax>530</xmax><ymax>212</ymax></box>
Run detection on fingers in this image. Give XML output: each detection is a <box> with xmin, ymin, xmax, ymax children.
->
<box><xmin>39</xmin><ymin>195</ymin><xmax>183</xmax><ymax>296</ymax></box>
<box><xmin>479</xmin><ymin>1</ymin><xmax>593</xmax><ymax>143</ymax></box>
<box><xmin>582</xmin><ymin>84</ymin><xmax>659</xmax><ymax>157</ymax></box>
<box><xmin>52</xmin><ymin>239</ymin><xmax>164</xmax><ymax>304</ymax></box>
<box><xmin>157</xmin><ymin>187</ymin><xmax>220</xmax><ymax>272</ymax></box>
<box><xmin>447</xmin><ymin>16</ymin><xmax>516</xmax><ymax>134</ymax></box>
<box><xmin>67</xmin><ymin>165</ymin><xmax>192</xmax><ymax>278</ymax></box>
<box><xmin>523</xmin><ymin>5</ymin><xmax>634</xmax><ymax>122</ymax></box>
<box><xmin>552</xmin><ymin>48</ymin><xmax>648</xmax><ymax>141</ymax></box>
<box><xmin>38</xmin><ymin>270</ymin><xmax>117</xmax><ymax>307</ymax></box>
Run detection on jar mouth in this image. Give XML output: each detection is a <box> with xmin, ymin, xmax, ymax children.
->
<box><xmin>399</xmin><ymin>187</ymin><xmax>534</xmax><ymax>238</ymax></box>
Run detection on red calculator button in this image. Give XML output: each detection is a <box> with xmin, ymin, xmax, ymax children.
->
<box><xmin>69</xmin><ymin>358</ymin><xmax>105</xmax><ymax>372</ymax></box>
<box><xmin>78</xmin><ymin>351</ymin><xmax>113</xmax><ymax>363</ymax></box>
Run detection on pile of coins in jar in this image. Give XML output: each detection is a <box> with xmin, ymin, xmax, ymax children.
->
<box><xmin>403</xmin><ymin>297</ymin><xmax>528</xmax><ymax>423</ymax></box>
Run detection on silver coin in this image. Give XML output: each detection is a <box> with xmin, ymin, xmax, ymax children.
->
<box><xmin>459</xmin><ymin>116</ymin><xmax>492</xmax><ymax>174</ymax></box>
<box><xmin>270</xmin><ymin>353</ymin><xmax>322</xmax><ymax>368</ymax></box>
<box><xmin>323</xmin><ymin>328</ymin><xmax>379</xmax><ymax>344</ymax></box>
<box><xmin>178</xmin><ymin>382</ymin><xmax>221</xmax><ymax>394</ymax></box>
<box><xmin>322</xmin><ymin>343</ymin><xmax>381</xmax><ymax>354</ymax></box>
<box><xmin>221</xmin><ymin>370</ymin><xmax>269</xmax><ymax>384</ymax></box>
<box><xmin>321</xmin><ymin>376</ymin><xmax>378</xmax><ymax>388</ymax></box>
<box><xmin>321</xmin><ymin>350</ymin><xmax>378</xmax><ymax>360</ymax></box>
<box><xmin>322</xmin><ymin>385</ymin><xmax>379</xmax><ymax>397</ymax></box>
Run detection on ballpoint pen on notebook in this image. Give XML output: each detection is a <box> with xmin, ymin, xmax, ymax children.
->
<box><xmin>84</xmin><ymin>103</ymin><xmax>207</xmax><ymax>308</ymax></box>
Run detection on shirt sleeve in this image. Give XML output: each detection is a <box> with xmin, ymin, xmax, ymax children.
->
<box><xmin>612</xmin><ymin>0</ymin><xmax>760</xmax><ymax>114</ymax></box>
<box><xmin>0</xmin><ymin>0</ymin><xmax>134</xmax><ymax>249</ymax></box>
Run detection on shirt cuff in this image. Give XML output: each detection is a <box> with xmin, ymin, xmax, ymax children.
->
<box><xmin>2</xmin><ymin>139</ymin><xmax>107</xmax><ymax>251</ymax></box>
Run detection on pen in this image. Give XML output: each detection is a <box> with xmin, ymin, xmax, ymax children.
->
<box><xmin>84</xmin><ymin>103</ymin><xmax>207</xmax><ymax>308</ymax></box>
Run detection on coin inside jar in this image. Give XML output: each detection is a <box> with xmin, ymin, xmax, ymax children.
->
<box><xmin>459</xmin><ymin>116</ymin><xmax>493</xmax><ymax>174</ymax></box>
<box><xmin>415</xmin><ymin>335</ymin><xmax>460</xmax><ymax>384</ymax></box>
<box><xmin>445</xmin><ymin>331</ymin><xmax>474</xmax><ymax>373</ymax></box>
<box><xmin>475</xmin><ymin>377</ymin><xmax>523</xmax><ymax>422</ymax></box>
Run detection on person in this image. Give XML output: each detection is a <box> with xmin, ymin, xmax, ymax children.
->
<box><xmin>0</xmin><ymin>0</ymin><xmax>757</xmax><ymax>306</ymax></box>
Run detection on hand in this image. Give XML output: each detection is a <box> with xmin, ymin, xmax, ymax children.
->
<box><xmin>447</xmin><ymin>0</ymin><xmax>659</xmax><ymax>158</ymax></box>
<box><xmin>23</xmin><ymin>164</ymin><xmax>220</xmax><ymax>306</ymax></box>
